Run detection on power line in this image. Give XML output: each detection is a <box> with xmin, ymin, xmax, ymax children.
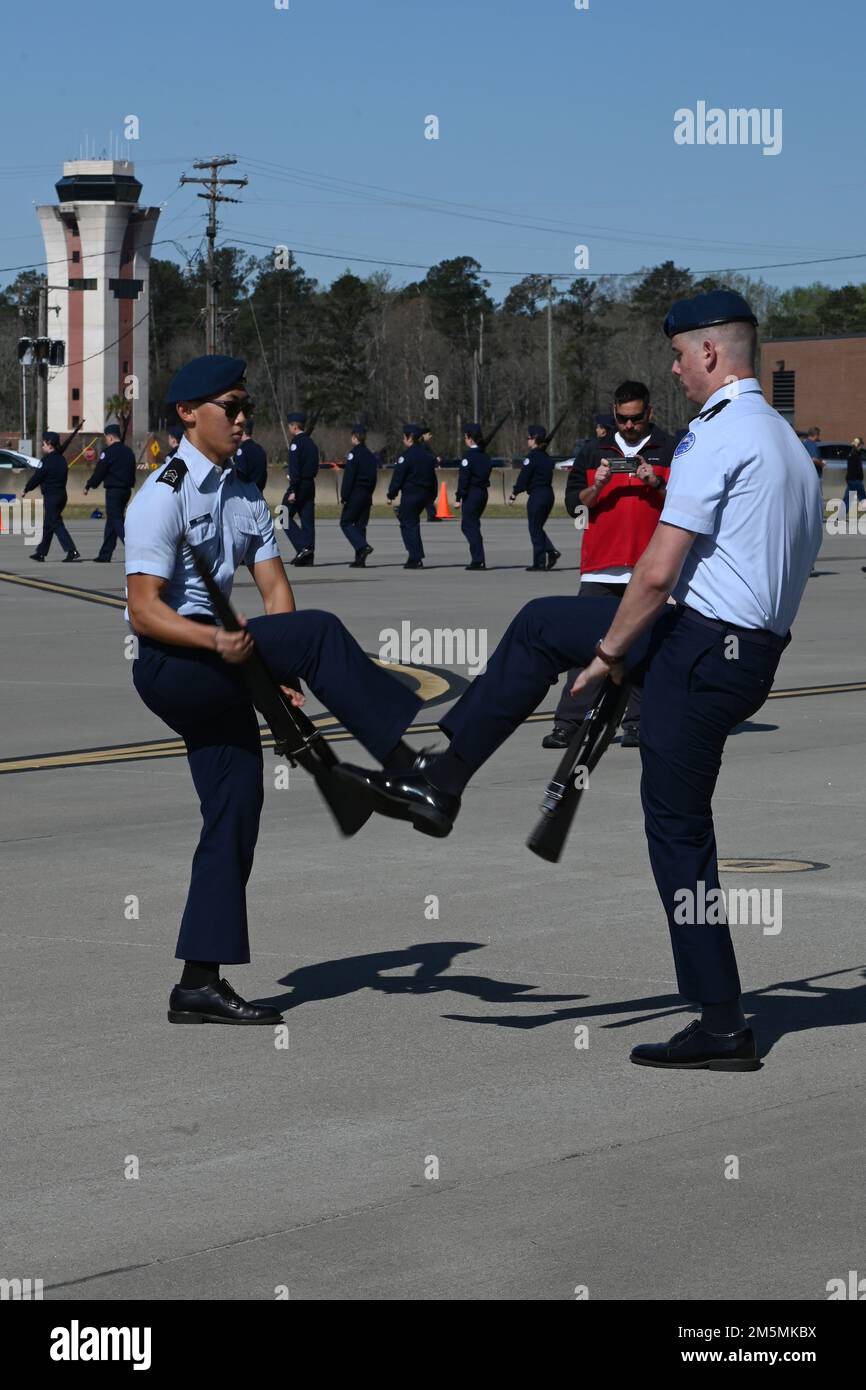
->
<box><xmin>219</xmin><ymin>232</ymin><xmax>866</xmax><ymax>282</ymax></box>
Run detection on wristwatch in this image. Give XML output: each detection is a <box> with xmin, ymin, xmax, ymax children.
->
<box><xmin>594</xmin><ymin>639</ymin><xmax>621</xmax><ymax>667</ymax></box>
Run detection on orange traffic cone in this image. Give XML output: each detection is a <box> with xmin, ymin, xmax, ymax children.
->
<box><xmin>434</xmin><ymin>481</ymin><xmax>454</xmax><ymax>519</ymax></box>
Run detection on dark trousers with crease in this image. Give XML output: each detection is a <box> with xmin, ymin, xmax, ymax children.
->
<box><xmin>283</xmin><ymin>482</ymin><xmax>316</xmax><ymax>553</ymax></box>
<box><xmin>398</xmin><ymin>489</ymin><xmax>433</xmax><ymax>562</ymax></box>
<box><xmin>553</xmin><ymin>582</ymin><xmax>641</xmax><ymax>727</ymax></box>
<box><xmin>132</xmin><ymin>610</ymin><xmax>421</xmax><ymax>965</ymax></box>
<box><xmin>340</xmin><ymin>492</ymin><xmax>373</xmax><ymax>553</ymax></box>
<box><xmin>96</xmin><ymin>487</ymin><xmax>131</xmax><ymax>560</ymax></box>
<box><xmin>439</xmin><ymin>596</ymin><xmax>785</xmax><ymax>1004</ymax></box>
<box><xmin>526</xmin><ymin>487</ymin><xmax>556</xmax><ymax>565</ymax></box>
<box><xmin>460</xmin><ymin>489</ymin><xmax>487</xmax><ymax>564</ymax></box>
<box><xmin>34</xmin><ymin>492</ymin><xmax>76</xmax><ymax>557</ymax></box>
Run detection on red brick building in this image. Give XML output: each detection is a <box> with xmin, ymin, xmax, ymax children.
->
<box><xmin>760</xmin><ymin>335</ymin><xmax>866</xmax><ymax>442</ymax></box>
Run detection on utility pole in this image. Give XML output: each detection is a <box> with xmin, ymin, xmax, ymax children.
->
<box><xmin>180</xmin><ymin>156</ymin><xmax>247</xmax><ymax>354</ymax></box>
<box><xmin>546</xmin><ymin>278</ymin><xmax>555</xmax><ymax>430</ymax></box>
<box><xmin>35</xmin><ymin>284</ymin><xmax>48</xmax><ymax>446</ymax></box>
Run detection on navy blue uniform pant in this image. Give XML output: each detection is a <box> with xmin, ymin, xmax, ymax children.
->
<box><xmin>460</xmin><ymin>489</ymin><xmax>487</xmax><ymax>564</ymax></box>
<box><xmin>340</xmin><ymin>492</ymin><xmax>373</xmax><ymax>553</ymax></box>
<box><xmin>97</xmin><ymin>487</ymin><xmax>131</xmax><ymax>560</ymax></box>
<box><xmin>132</xmin><ymin>610</ymin><xmax>421</xmax><ymax>965</ymax></box>
<box><xmin>283</xmin><ymin>482</ymin><xmax>316</xmax><ymax>553</ymax></box>
<box><xmin>526</xmin><ymin>487</ymin><xmax>556</xmax><ymax>565</ymax></box>
<box><xmin>554</xmin><ymin>583</ymin><xmax>641</xmax><ymax>727</ymax></box>
<box><xmin>440</xmin><ymin>597</ymin><xmax>785</xmax><ymax>1004</ymax></box>
<box><xmin>34</xmin><ymin>492</ymin><xmax>75</xmax><ymax>557</ymax></box>
<box><xmin>398</xmin><ymin>489</ymin><xmax>432</xmax><ymax>562</ymax></box>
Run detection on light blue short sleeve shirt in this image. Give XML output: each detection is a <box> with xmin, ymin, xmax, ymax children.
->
<box><xmin>662</xmin><ymin>379</ymin><xmax>824</xmax><ymax>635</ymax></box>
<box><xmin>124</xmin><ymin>436</ymin><xmax>279</xmax><ymax>618</ymax></box>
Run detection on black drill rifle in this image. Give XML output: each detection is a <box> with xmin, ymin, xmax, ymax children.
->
<box><xmin>190</xmin><ymin>549</ymin><xmax>374</xmax><ymax>837</ymax></box>
<box><xmin>527</xmin><ymin>678</ymin><xmax>631</xmax><ymax>863</ymax></box>
<box><xmin>56</xmin><ymin>420</ymin><xmax>86</xmax><ymax>456</ymax></box>
<box><xmin>480</xmin><ymin>412</ymin><xmax>509</xmax><ymax>453</ymax></box>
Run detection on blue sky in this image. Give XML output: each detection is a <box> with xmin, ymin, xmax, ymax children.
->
<box><xmin>2</xmin><ymin>0</ymin><xmax>862</xmax><ymax>300</ymax></box>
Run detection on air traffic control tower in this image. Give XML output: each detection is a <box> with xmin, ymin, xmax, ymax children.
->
<box><xmin>37</xmin><ymin>160</ymin><xmax>160</xmax><ymax>446</ymax></box>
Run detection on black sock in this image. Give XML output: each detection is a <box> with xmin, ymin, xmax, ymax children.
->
<box><xmin>180</xmin><ymin>960</ymin><xmax>220</xmax><ymax>988</ymax></box>
<box><xmin>383</xmin><ymin>740</ymin><xmax>416</xmax><ymax>775</ymax></box>
<box><xmin>701</xmin><ymin>998</ymin><xmax>746</xmax><ymax>1035</ymax></box>
<box><xmin>423</xmin><ymin>747</ymin><xmax>473</xmax><ymax>798</ymax></box>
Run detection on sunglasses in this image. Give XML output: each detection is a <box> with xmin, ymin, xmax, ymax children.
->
<box><xmin>207</xmin><ymin>396</ymin><xmax>255</xmax><ymax>421</ymax></box>
<box><xmin>615</xmin><ymin>409</ymin><xmax>648</xmax><ymax>425</ymax></box>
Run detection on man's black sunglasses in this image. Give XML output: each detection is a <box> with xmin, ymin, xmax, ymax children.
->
<box><xmin>207</xmin><ymin>396</ymin><xmax>255</xmax><ymax>421</ymax></box>
<box><xmin>614</xmin><ymin>409</ymin><xmax>648</xmax><ymax>424</ymax></box>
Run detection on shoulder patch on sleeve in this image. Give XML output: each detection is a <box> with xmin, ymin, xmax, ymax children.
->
<box><xmin>461</xmin><ymin>458</ymin><xmax>469</xmax><ymax>466</ymax></box>
<box><xmin>522</xmin><ymin>457</ymin><xmax>530</xmax><ymax>466</ymax></box>
<box><xmin>397</xmin><ymin>455</ymin><xmax>404</xmax><ymax>464</ymax></box>
<box><xmin>157</xmin><ymin>459</ymin><xmax>188</xmax><ymax>491</ymax></box>
<box><xmin>290</xmin><ymin>442</ymin><xmax>297</xmax><ymax>451</ymax></box>
<box><xmin>99</xmin><ymin>451</ymin><xmax>106</xmax><ymax>460</ymax></box>
<box><xmin>347</xmin><ymin>452</ymin><xmax>353</xmax><ymax>460</ymax></box>
<box><xmin>673</xmin><ymin>432</ymin><xmax>696</xmax><ymax>458</ymax></box>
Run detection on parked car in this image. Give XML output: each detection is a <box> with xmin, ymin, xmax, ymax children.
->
<box><xmin>0</xmin><ymin>447</ymin><xmax>39</xmax><ymax>470</ymax></box>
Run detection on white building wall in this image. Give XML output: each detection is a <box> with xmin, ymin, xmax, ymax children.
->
<box><xmin>36</xmin><ymin>206</ymin><xmax>70</xmax><ymax>433</ymax></box>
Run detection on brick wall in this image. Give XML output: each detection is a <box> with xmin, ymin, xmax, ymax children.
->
<box><xmin>761</xmin><ymin>336</ymin><xmax>866</xmax><ymax>441</ymax></box>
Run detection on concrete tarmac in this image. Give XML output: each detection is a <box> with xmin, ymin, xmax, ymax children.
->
<box><xmin>1</xmin><ymin>514</ymin><xmax>864</xmax><ymax>1301</ymax></box>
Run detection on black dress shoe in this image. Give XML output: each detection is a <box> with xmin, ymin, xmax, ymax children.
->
<box><xmin>630</xmin><ymin>1019</ymin><xmax>760</xmax><ymax>1071</ymax></box>
<box><xmin>30</xmin><ymin>553</ymin><xmax>45</xmax><ymax>562</ymax></box>
<box><xmin>360</xmin><ymin>544</ymin><xmax>374</xmax><ymax>559</ymax></box>
<box><xmin>525</xmin><ymin>563</ymin><xmax>546</xmax><ymax>571</ymax></box>
<box><xmin>92</xmin><ymin>556</ymin><xmax>111</xmax><ymax>563</ymax></box>
<box><xmin>542</xmin><ymin>722</ymin><xmax>578</xmax><ymax>749</ymax></box>
<box><xmin>349</xmin><ymin>555</ymin><xmax>366</xmax><ymax>568</ymax></box>
<box><xmin>292</xmin><ymin>549</ymin><xmax>315</xmax><ymax>567</ymax></box>
<box><xmin>620</xmin><ymin>723</ymin><xmax>640</xmax><ymax>748</ymax></box>
<box><xmin>547</xmin><ymin>549</ymin><xmax>562</xmax><ymax>569</ymax></box>
<box><xmin>466</xmin><ymin>561</ymin><xmax>486</xmax><ymax>570</ymax></box>
<box><xmin>404</xmin><ymin>559</ymin><xmax>424</xmax><ymax>569</ymax></box>
<box><xmin>168</xmin><ymin>977</ymin><xmax>284</xmax><ymax>1026</ymax></box>
<box><xmin>63</xmin><ymin>551</ymin><xmax>83</xmax><ymax>563</ymax></box>
<box><xmin>335</xmin><ymin>754</ymin><xmax>459</xmax><ymax>838</ymax></box>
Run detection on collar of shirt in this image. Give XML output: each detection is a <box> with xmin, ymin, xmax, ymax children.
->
<box><xmin>614</xmin><ymin>431</ymin><xmax>652</xmax><ymax>458</ymax></box>
<box><xmin>696</xmin><ymin>376</ymin><xmax>762</xmax><ymax>418</ymax></box>
<box><xmin>175</xmin><ymin>434</ymin><xmax>225</xmax><ymax>488</ymax></box>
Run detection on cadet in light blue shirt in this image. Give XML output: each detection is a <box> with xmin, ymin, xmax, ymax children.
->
<box><xmin>124</xmin><ymin>355</ymin><xmax>421</xmax><ymax>1028</ymax></box>
<box><xmin>348</xmin><ymin>291</ymin><xmax>823</xmax><ymax>1074</ymax></box>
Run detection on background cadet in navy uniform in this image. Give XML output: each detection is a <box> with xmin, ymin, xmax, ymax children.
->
<box><xmin>344</xmin><ymin>291</ymin><xmax>823</xmax><ymax>1073</ymax></box>
<box><xmin>454</xmin><ymin>422</ymin><xmax>492</xmax><ymax>570</ymax></box>
<box><xmin>84</xmin><ymin>422</ymin><xmax>137</xmax><ymax>562</ymax></box>
<box><xmin>124</xmin><ymin>355</ymin><xmax>424</xmax><ymax>1026</ymax></box>
<box><xmin>340</xmin><ymin>424</ymin><xmax>377</xmax><ymax>566</ymax></box>
<box><xmin>508</xmin><ymin>424</ymin><xmax>561</xmax><ymax>571</ymax></box>
<box><xmin>420</xmin><ymin>425</ymin><xmax>442</xmax><ymax>521</ymax></box>
<box><xmin>542</xmin><ymin>382</ymin><xmax>674</xmax><ymax>749</ymax></box>
<box><xmin>233</xmin><ymin>417</ymin><xmax>268</xmax><ymax>493</ymax></box>
<box><xmin>281</xmin><ymin>410</ymin><xmax>319</xmax><ymax>566</ymax></box>
<box><xmin>386</xmin><ymin>423</ymin><xmax>438</xmax><ymax>568</ymax></box>
<box><xmin>24</xmin><ymin>430</ymin><xmax>81</xmax><ymax>563</ymax></box>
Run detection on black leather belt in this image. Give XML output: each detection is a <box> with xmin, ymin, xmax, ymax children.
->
<box><xmin>677</xmin><ymin>604</ymin><xmax>789</xmax><ymax>652</ymax></box>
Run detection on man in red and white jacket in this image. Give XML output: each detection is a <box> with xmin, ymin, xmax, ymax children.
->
<box><xmin>544</xmin><ymin>380</ymin><xmax>675</xmax><ymax>748</ymax></box>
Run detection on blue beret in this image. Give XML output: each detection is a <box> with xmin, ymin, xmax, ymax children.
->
<box><xmin>664</xmin><ymin>290</ymin><xmax>758</xmax><ymax>339</ymax></box>
<box><xmin>464</xmin><ymin>421</ymin><xmax>482</xmax><ymax>435</ymax></box>
<box><xmin>167</xmin><ymin>424</ymin><xmax>184</xmax><ymax>439</ymax></box>
<box><xmin>286</xmin><ymin>411</ymin><xmax>307</xmax><ymax>425</ymax></box>
<box><xmin>43</xmin><ymin>430</ymin><xmax>60</xmax><ymax>447</ymax></box>
<box><xmin>351</xmin><ymin>423</ymin><xmax>367</xmax><ymax>435</ymax></box>
<box><xmin>165</xmin><ymin>355</ymin><xmax>246</xmax><ymax>404</ymax></box>
<box><xmin>403</xmin><ymin>422</ymin><xmax>422</xmax><ymax>436</ymax></box>
<box><xmin>595</xmin><ymin>413</ymin><xmax>615</xmax><ymax>429</ymax></box>
<box><xmin>527</xmin><ymin>424</ymin><xmax>547</xmax><ymax>440</ymax></box>
<box><xmin>104</xmin><ymin>422</ymin><xmax>121</xmax><ymax>438</ymax></box>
